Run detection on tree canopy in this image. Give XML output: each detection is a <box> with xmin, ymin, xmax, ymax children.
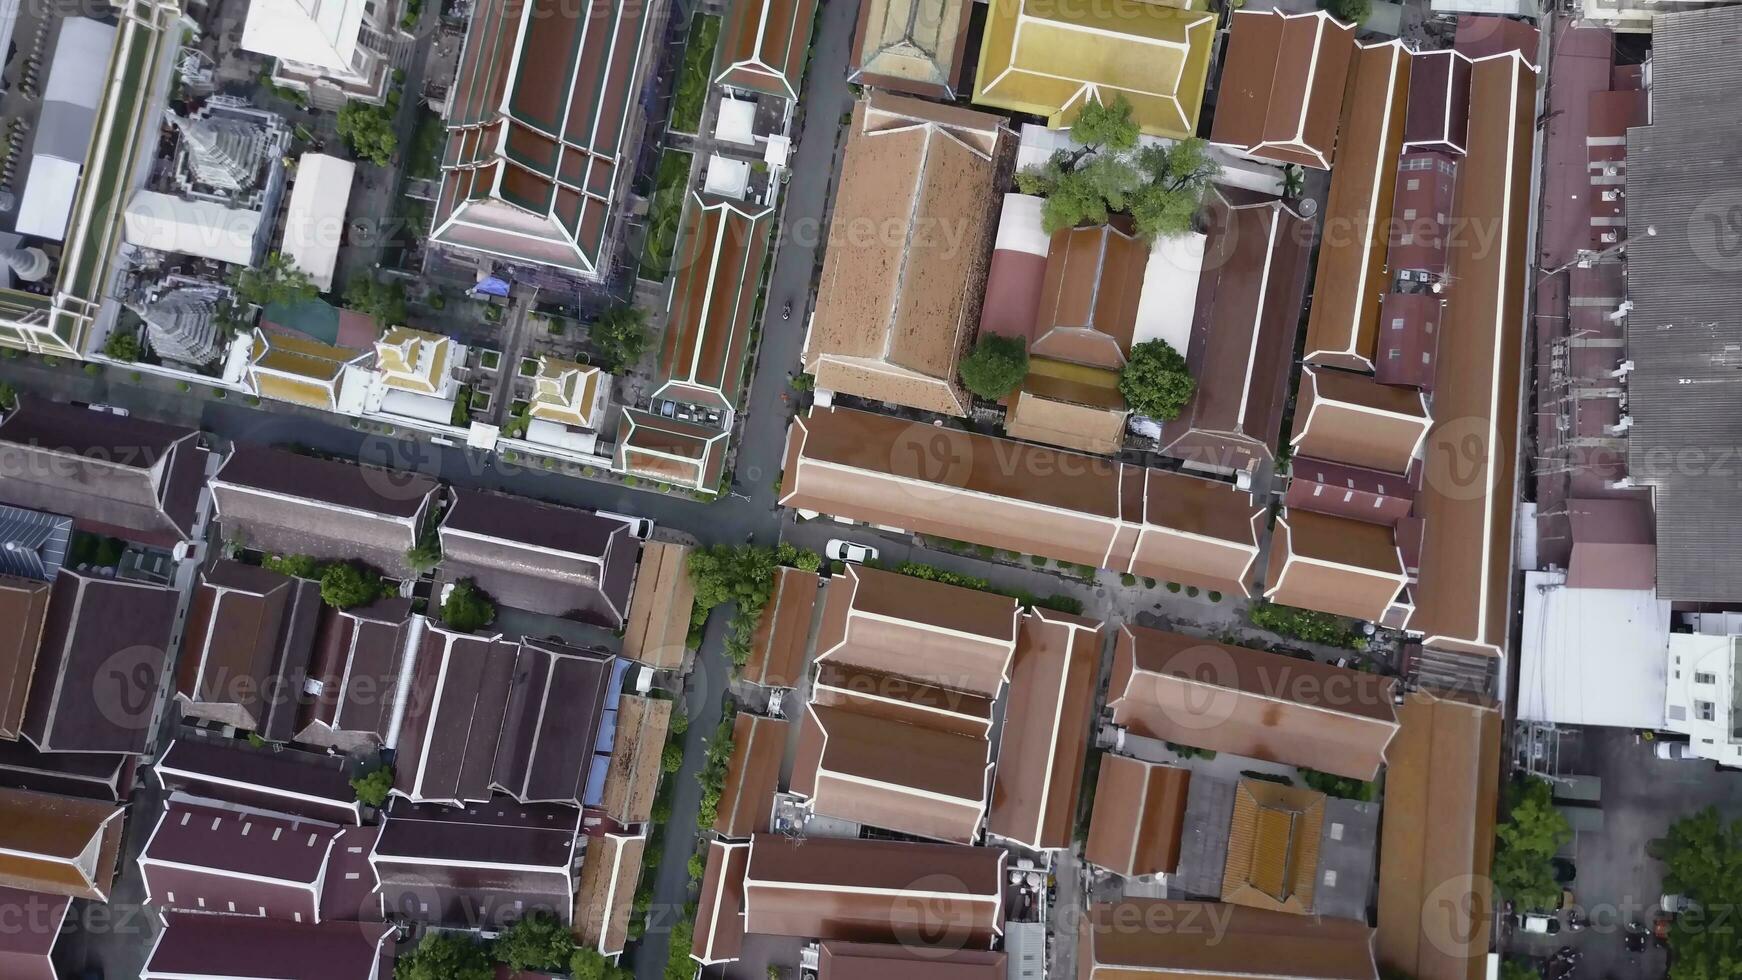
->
<box><xmin>345</xmin><ymin>277</ymin><xmax>408</xmax><ymax>323</ymax></box>
<box><xmin>492</xmin><ymin>912</ymin><xmax>575</xmax><ymax>972</ymax></box>
<box><xmin>1068</xmin><ymin>94</ymin><xmax>1139</xmax><ymax>153</ymax></box>
<box><xmin>404</xmin><ymin>536</ymin><xmax>442</xmax><ymax>576</ymax></box>
<box><xmin>232</xmin><ymin>252</ymin><xmax>317</xmax><ymax>308</ymax></box>
<box><xmin>571</xmin><ymin>948</ymin><xmax>633</xmax><ymax>980</ymax></box>
<box><xmin>441</xmin><ymin>578</ymin><xmax>496</xmax><ymax>632</ymax></box>
<box><xmin>1322</xmin><ymin>0</ymin><xmax>1371</xmax><ymax>24</ymax></box>
<box><xmin>349</xmin><ymin>766</ymin><xmax>394</xmax><ymax>808</ymax></box>
<box><xmin>958</xmin><ymin>334</ymin><xmax>1029</xmax><ymax>401</ymax></box>
<box><xmin>337</xmin><ymin>102</ymin><xmax>398</xmax><ymax>167</ymax></box>
<box><xmin>104</xmin><ymin>330</ymin><xmax>141</xmax><ymax>362</ymax></box>
<box><xmin>1015</xmin><ymin>136</ymin><xmax>1220</xmax><ymax>241</ymax></box>
<box><xmin>1491</xmin><ymin>776</ymin><xmax>1572</xmax><ymax>912</ymax></box>
<box><xmin>1653</xmin><ymin>806</ymin><xmax>1742</xmax><ymax>979</ymax></box>
<box><xmin>394</xmin><ymin>931</ymin><xmax>492</xmax><ymax>980</ymax></box>
<box><xmin>687</xmin><ymin>543</ymin><xmax>819</xmax><ymax>665</ymax></box>
<box><xmin>1119</xmin><ymin>339</ymin><xmax>1196</xmax><ymax>420</ymax></box>
<box><xmin>319</xmin><ymin>562</ymin><xmax>382</xmax><ymax>610</ymax></box>
<box><xmin>591</xmin><ymin>306</ymin><xmax>650</xmax><ymax>373</ymax></box>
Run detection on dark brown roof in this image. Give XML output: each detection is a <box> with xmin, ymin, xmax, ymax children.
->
<box><xmin>1387</xmin><ymin>152</ymin><xmax>1459</xmax><ymax>279</ymax></box>
<box><xmin>1377</xmin><ymin>691</ymin><xmax>1500</xmax><ymax>980</ymax></box>
<box><xmin>1107</xmin><ymin>624</ymin><xmax>1400</xmax><ymax>780</ymax></box>
<box><xmin>744</xmin><ymin>566</ymin><xmax>817</xmax><ymax>687</ymax></box>
<box><xmin>693</xmin><ymin>840</ymin><xmax>749</xmax><ymax>964</ymax></box>
<box><xmin>393</xmin><ymin>627</ymin><xmax>518</xmax><ymax>804</ymax></box>
<box><xmin>212</xmin><ymin>446</ymin><xmax>437</xmax><ymax>578</ymax></box>
<box><xmin>1566</xmin><ymin>497</ymin><xmax>1656</xmax><ymax>590</ymax></box>
<box><xmin>1373</xmin><ymin>292</ymin><xmax>1445</xmax><ymax>390</ymax></box>
<box><xmin>743</xmin><ymin>833</ymin><xmax>1004</xmax><ymax>947</ymax></box>
<box><xmin>1084</xmin><ymin>755</ymin><xmax>1190</xmax><ymax>877</ymax></box>
<box><xmin>176</xmin><ymin>561</ymin><xmax>321</xmax><ymax>739</ymax></box>
<box><xmin>431</xmin><ymin>0</ymin><xmax>651</xmax><ymax>274</ymax></box>
<box><xmin>490</xmin><ymin>639</ymin><xmax>618</xmax><ymax>805</ymax></box>
<box><xmin>0</xmin><ymin>738</ymin><xmax>131</xmax><ymax>801</ymax></box>
<box><xmin>1284</xmin><ymin>457</ymin><xmax>1415</xmax><ymax>526</ymax></box>
<box><xmin>1030</xmin><ymin>224</ymin><xmax>1148</xmax><ymax>370</ymax></box>
<box><xmin>294</xmin><ymin>598</ymin><xmax>416</xmax><ymax>749</ymax></box>
<box><xmin>152</xmin><ymin>737</ymin><xmax>363</xmax><ymax>825</ymax></box>
<box><xmin>0</xmin><ymin>787</ymin><xmax>123</xmax><ymax>900</ymax></box>
<box><xmin>820</xmin><ymin>942</ymin><xmax>1007</xmax><ymax>980</ymax></box>
<box><xmin>1407</xmin><ymin>53</ymin><xmax>1532</xmax><ymax>658</ymax></box>
<box><xmin>1079</xmin><ymin>899</ymin><xmax>1378</xmax><ymax>979</ymax></box>
<box><xmin>1158</xmin><ymin>192</ymin><xmax>1313</xmax><ymax>473</ymax></box>
<box><xmin>987</xmin><ymin>609</ymin><xmax>1102</xmax><ymax>850</ymax></box>
<box><xmin>614</xmin><ymin>409</ymin><xmax>729</xmax><ymax>493</ymax></box>
<box><xmin>0</xmin><ymin>886</ymin><xmax>66</xmax><ymax>980</ymax></box>
<box><xmin>0</xmin><ymin>576</ymin><xmax>48</xmax><ymax>740</ymax></box>
<box><xmin>142</xmin><ymin>913</ymin><xmax>393</xmax><ymax>980</ymax></box>
<box><xmin>1289</xmin><ymin>367</ymin><xmax>1430</xmax><ymax>476</ymax></box>
<box><xmin>716</xmin><ymin>0</ymin><xmax>817</xmax><ymax>98</ymax></box>
<box><xmin>1210</xmin><ymin>10</ymin><xmax>1356</xmax><ymax>169</ymax></box>
<box><xmin>373</xmin><ymin>797</ymin><xmax>581</xmax><ymax>929</ymax></box>
<box><xmin>24</xmin><ymin>570</ymin><xmax>177</xmax><ymax>754</ymax></box>
<box><xmin>715</xmin><ymin>713</ymin><xmax>787</xmax><ymax>839</ymax></box>
<box><xmin>440</xmin><ymin>489</ymin><xmax>636</xmax><ymax>627</ymax></box>
<box><xmin>139</xmin><ymin>798</ymin><xmax>338</xmax><ymax>922</ymax></box>
<box><xmin>1264</xmin><ymin>510</ymin><xmax>1407</xmax><ymax>622</ymax></box>
<box><xmin>1403</xmin><ymin>51</ymin><xmax>1471</xmax><ymax>154</ymax></box>
<box><xmin>1453</xmin><ymin>14</ymin><xmax>1540</xmax><ymax>68</ymax></box>
<box><xmin>656</xmin><ymin>194</ymin><xmax>774</xmax><ymax>413</ymax></box>
<box><xmin>573</xmin><ymin>831</ymin><xmax>643</xmax><ymax>956</ymax></box>
<box><xmin>0</xmin><ymin>397</ymin><xmax>206</xmax><ymax>545</ymax></box>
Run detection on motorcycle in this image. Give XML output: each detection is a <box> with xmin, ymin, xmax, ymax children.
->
<box><xmin>782</xmin><ymin>301</ymin><xmax>792</xmax><ymax>320</ymax></box>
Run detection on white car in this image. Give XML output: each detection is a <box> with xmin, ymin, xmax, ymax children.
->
<box><xmin>825</xmin><ymin>539</ymin><xmax>878</xmax><ymax>564</ymax></box>
<box><xmin>594</xmin><ymin>511</ymin><xmax>653</xmax><ymax>539</ymax></box>
<box><xmin>86</xmin><ymin>403</ymin><xmax>129</xmax><ymax>416</ymax></box>
<box><xmin>1655</xmin><ymin>741</ymin><xmax>1697</xmax><ymax>761</ymax></box>
<box><xmin>1515</xmin><ymin>912</ymin><xmax>1561</xmax><ymax>935</ymax></box>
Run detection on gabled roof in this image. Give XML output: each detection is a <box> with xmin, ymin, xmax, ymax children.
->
<box><xmin>1084</xmin><ymin>755</ymin><xmax>1190</xmax><ymax>877</ymax></box>
<box><xmin>489</xmin><ymin>639</ymin><xmax>621</xmax><ymax>806</ymax></box>
<box><xmin>175</xmin><ymin>560</ymin><xmax>322</xmax><ymax>739</ymax></box>
<box><xmin>248</xmin><ymin>329</ymin><xmax>367</xmax><ymax>412</ymax></box>
<box><xmin>1289</xmin><ymin>367</ymin><xmax>1430</xmax><ymax>476</ymax></box>
<box><xmin>1303</xmin><ymin>42</ymin><xmax>1413</xmax><ymax>371</ymax></box>
<box><xmin>439</xmin><ymin>488</ymin><xmax>637</xmax><ymax>627</ymax></box>
<box><xmin>1220</xmin><ymin>779</ymin><xmax>1328</xmax><ymax>914</ymax></box>
<box><xmin>715</xmin><ymin>712</ymin><xmax>787</xmax><ymax>839</ymax></box>
<box><xmin>0</xmin><ymin>397</ymin><xmax>207</xmax><ymax>545</ymax></box>
<box><xmin>613</xmin><ymin>409</ymin><xmax>729</xmax><ymax>492</ymax></box>
<box><xmin>596</xmin><ymin>693</ymin><xmax>672</xmax><ymax>826</ymax></box>
<box><xmin>1403</xmin><ymin>50</ymin><xmax>1472</xmax><ymax>155</ymax></box>
<box><xmin>529</xmin><ymin>356</ymin><xmax>603</xmax><ymax>429</ymax></box>
<box><xmin>293</xmin><ymin>598</ymin><xmax>418</xmax><ymax>751</ymax></box>
<box><xmin>430</xmin><ymin>0</ymin><xmax>653</xmax><ymax>275</ymax></box>
<box><xmin>820</xmin><ymin>942</ymin><xmax>1008</xmax><ymax>980</ymax></box>
<box><xmin>392</xmin><ymin>626</ymin><xmax>518</xmax><ymax>805</ymax></box>
<box><xmin>692</xmin><ymin>840</ymin><xmax>749</xmax><ymax>964</ymax></box>
<box><xmin>0</xmin><ymin>886</ymin><xmax>66</xmax><ymax>980</ymax></box>
<box><xmin>573</xmin><ymin>830</ymin><xmax>644</xmax><ymax>956</ymax></box>
<box><xmin>25</xmin><ymin>569</ymin><xmax>177</xmax><ymax>754</ymax></box>
<box><xmin>374</xmin><ymin>326</ymin><xmax>453</xmax><ymax>395</ymax></box>
<box><xmin>986</xmin><ymin>609</ymin><xmax>1103</xmax><ymax>850</ymax></box>
<box><xmin>804</xmin><ymin>94</ymin><xmax>1006</xmax><ymax>417</ymax></box>
<box><xmin>621</xmin><ymin>541</ymin><xmax>695</xmax><ymax>669</ymax></box>
<box><xmin>0</xmin><ymin>787</ymin><xmax>124</xmax><ymax>900</ymax></box>
<box><xmin>371</xmin><ymin>797</ymin><xmax>581</xmax><ymax>928</ymax></box>
<box><xmin>718</xmin><ymin>0</ymin><xmax>818</xmax><ymax>99</ymax></box>
<box><xmin>1210</xmin><ymin>10</ymin><xmax>1357</xmax><ymax>169</ymax></box>
<box><xmin>1108</xmin><ymin>624</ymin><xmax>1400</xmax><ymax>780</ymax></box>
<box><xmin>1265</xmin><ymin>510</ymin><xmax>1409</xmax><ymax>623</ymax></box>
<box><xmin>1031</xmin><ymin>225</ymin><xmax>1147</xmax><ymax>370</ymax></box>
<box><xmin>815</xmin><ymin>564</ymin><xmax>1019</xmax><ymax>697</ymax></box>
<box><xmin>0</xmin><ymin>576</ymin><xmax>49</xmax><ymax>740</ymax></box>
<box><xmin>138</xmin><ymin>798</ymin><xmax>342</xmax><ymax>923</ymax></box>
<box><xmin>742</xmin><ymin>833</ymin><xmax>1005</xmax><ymax>947</ymax></box>
<box><xmin>974</xmin><ymin>0</ymin><xmax>1216</xmax><ymax>138</ymax></box>
<box><xmin>1284</xmin><ymin>457</ymin><xmax>1415</xmax><ymax>527</ymax></box>
<box><xmin>744</xmin><ymin>566</ymin><xmax>817</xmax><ymax>687</ymax></box>
<box><xmin>656</xmin><ymin>193</ymin><xmax>774</xmax><ymax>413</ymax></box>
<box><xmin>1004</xmin><ymin>363</ymin><xmax>1129</xmax><ymax>455</ymax></box>
<box><xmin>1158</xmin><ymin>191</ymin><xmax>1313</xmax><ymax>474</ymax></box>
<box><xmin>211</xmin><ymin>446</ymin><xmax>438</xmax><ymax>578</ymax></box>
<box><xmin>0</xmin><ymin>505</ymin><xmax>71</xmax><ymax>581</ymax></box>
<box><xmin>1079</xmin><ymin>899</ymin><xmax>1378</xmax><ymax>979</ymax></box>
<box><xmin>153</xmin><ymin>737</ymin><xmax>364</xmax><ymax>825</ymax></box>
<box><xmin>849</xmin><ymin>0</ymin><xmax>972</xmax><ymax>99</ymax></box>
<box><xmin>142</xmin><ymin>913</ymin><xmax>393</xmax><ymax>980</ymax></box>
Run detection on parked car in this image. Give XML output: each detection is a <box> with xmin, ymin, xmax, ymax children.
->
<box><xmin>595</xmin><ymin>511</ymin><xmax>654</xmax><ymax>539</ymax></box>
<box><xmin>85</xmin><ymin>403</ymin><xmax>129</xmax><ymax>416</ymax></box>
<box><xmin>1655</xmin><ymin>741</ymin><xmax>1697</xmax><ymax>761</ymax></box>
<box><xmin>1661</xmin><ymin>893</ymin><xmax>1700</xmax><ymax>914</ymax></box>
<box><xmin>825</xmin><ymin>539</ymin><xmax>878</xmax><ymax>564</ymax></box>
<box><xmin>1516</xmin><ymin>912</ymin><xmax>1562</xmax><ymax>935</ymax></box>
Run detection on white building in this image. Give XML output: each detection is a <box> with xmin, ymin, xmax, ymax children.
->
<box><xmin>241</xmin><ymin>0</ymin><xmax>401</xmax><ymax>107</ymax></box>
<box><xmin>1666</xmin><ymin>614</ymin><xmax>1742</xmax><ymax>765</ymax></box>
<box><xmin>281</xmin><ymin>153</ymin><xmax>356</xmax><ymax>292</ymax></box>
<box><xmin>1518</xmin><ymin>569</ymin><xmax>1670</xmax><ymax>730</ymax></box>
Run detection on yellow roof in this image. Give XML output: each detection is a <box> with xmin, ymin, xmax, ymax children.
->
<box><xmin>973</xmin><ymin>0</ymin><xmax>1216</xmax><ymax>138</ymax></box>
<box><xmin>530</xmin><ymin>356</ymin><xmax>602</xmax><ymax>427</ymax></box>
<box><xmin>374</xmin><ymin>326</ymin><xmax>451</xmax><ymax>394</ymax></box>
<box><xmin>248</xmin><ymin>329</ymin><xmax>360</xmax><ymax>409</ymax></box>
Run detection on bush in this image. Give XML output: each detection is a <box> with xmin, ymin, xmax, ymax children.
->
<box><xmin>1301</xmin><ymin>768</ymin><xmax>1374</xmax><ymax>801</ymax></box>
<box><xmin>1030</xmin><ymin>555</ymin><xmax>1048</xmax><ymax>566</ymax></box>
<box><xmin>687</xmin><ymin>851</ymin><xmax>706</xmax><ymax>883</ymax></box>
<box><xmin>662</xmin><ymin>742</ymin><xmax>685</xmax><ymax>774</ymax></box>
<box><xmin>571</xmin><ymin>947</ymin><xmax>632</xmax><ymax>980</ymax></box>
<box><xmin>177</xmin><ymin>381</ymin><xmax>191</xmax><ymax>392</ymax></box>
<box><xmin>1248</xmin><ymin>600</ymin><xmax>1360</xmax><ymax>647</ymax></box>
<box><xmin>957</xmin><ymin>334</ymin><xmax>1029</xmax><ymax>400</ymax></box>
<box><xmin>1166</xmin><ymin>582</ymin><xmax>1181</xmax><ymax>593</ymax></box>
<box><xmin>493</xmin><ymin>912</ymin><xmax>575</xmax><ymax>972</ymax></box>
<box><xmin>103</xmin><ymin>331</ymin><xmax>141</xmax><ymax>361</ymax></box>
<box><xmin>442</xmin><ymin>578</ymin><xmax>497</xmax><ymax>632</ymax></box>
<box><xmin>395</xmin><ymin>931</ymin><xmax>492</xmax><ymax>980</ymax></box>
<box><xmin>590</xmin><ymin>306</ymin><xmax>650</xmax><ymax>373</ymax></box>
<box><xmin>1120</xmin><ymin>573</ymin><xmax>1137</xmax><ymax>587</ymax></box>
<box><xmin>320</xmin><ymin>562</ymin><xmax>381</xmax><ymax>609</ymax></box>
<box><xmin>1120</xmin><ymin>339</ymin><xmax>1196</xmax><ymax>420</ymax></box>
<box><xmin>263</xmin><ymin>554</ymin><xmax>323</xmax><ymax>578</ymax></box>
<box><xmin>83</xmin><ymin>363</ymin><xmax>101</xmax><ymax>376</ymax></box>
<box><xmin>1208</xmin><ymin>590</ymin><xmax>1223</xmax><ymax>602</ymax></box>
<box><xmin>1143</xmin><ymin>577</ymin><xmax>1157</xmax><ymax>588</ymax></box>
<box><xmin>1186</xmin><ymin>586</ymin><xmax>1199</xmax><ymax>597</ymax></box>
<box><xmin>669</xmin><ymin>15</ymin><xmax>722</xmax><ymax>134</ymax></box>
<box><xmin>666</xmin><ymin>922</ymin><xmax>696</xmax><ymax>980</ymax></box>
<box><xmin>1033</xmin><ymin>594</ymin><xmax>1085</xmax><ymax>615</ymax></box>
<box><xmin>1322</xmin><ymin>0</ymin><xmax>1371</xmax><ymax>23</ymax></box>
<box><xmin>897</xmin><ymin>562</ymin><xmax>990</xmax><ymax>591</ymax></box>
<box><xmin>350</xmin><ymin>766</ymin><xmax>394</xmax><ymax>807</ymax></box>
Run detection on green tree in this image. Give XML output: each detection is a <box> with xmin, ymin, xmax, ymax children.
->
<box><xmin>104</xmin><ymin>330</ymin><xmax>141</xmax><ymax>362</ymax></box>
<box><xmin>0</xmin><ymin>382</ymin><xmax>15</xmax><ymax>411</ymax></box>
<box><xmin>958</xmin><ymin>334</ymin><xmax>1028</xmax><ymax>400</ymax></box>
<box><xmin>262</xmin><ymin>554</ymin><xmax>324</xmax><ymax>579</ymax></box>
<box><xmin>395</xmin><ymin>931</ymin><xmax>492</xmax><ymax>980</ymax></box>
<box><xmin>320</xmin><ymin>562</ymin><xmax>381</xmax><ymax>609</ymax></box>
<box><xmin>404</xmin><ymin>537</ymin><xmax>442</xmax><ymax>576</ymax></box>
<box><xmin>662</xmin><ymin>742</ymin><xmax>685</xmax><ymax>774</ymax></box>
<box><xmin>1068</xmin><ymin>93</ymin><xmax>1139</xmax><ymax>153</ymax></box>
<box><xmin>1496</xmin><ymin>964</ymin><xmax>1534</xmax><ymax>980</ymax></box>
<box><xmin>337</xmin><ymin>102</ymin><xmax>398</xmax><ymax>166</ymax></box>
<box><xmin>571</xmin><ymin>947</ymin><xmax>631</xmax><ymax>980</ymax></box>
<box><xmin>1128</xmin><ymin>140</ymin><xmax>1221</xmax><ymax>240</ymax></box>
<box><xmin>345</xmin><ymin>277</ymin><xmax>408</xmax><ymax>323</ymax></box>
<box><xmin>590</xmin><ymin>306</ymin><xmax>650</xmax><ymax>373</ymax></box>
<box><xmin>442</xmin><ymin>578</ymin><xmax>496</xmax><ymax>632</ymax></box>
<box><xmin>1119</xmin><ymin>339</ymin><xmax>1195</xmax><ymax>420</ymax></box>
<box><xmin>232</xmin><ymin>252</ymin><xmax>317</xmax><ymax>308</ymax></box>
<box><xmin>1300</xmin><ymin>768</ymin><xmax>1374</xmax><ymax>802</ymax></box>
<box><xmin>493</xmin><ymin>912</ymin><xmax>575</xmax><ymax>971</ymax></box>
<box><xmin>1652</xmin><ymin>806</ymin><xmax>1742</xmax><ymax>979</ymax></box>
<box><xmin>1492</xmin><ymin>777</ymin><xmax>1572</xmax><ymax>911</ymax></box>
<box><xmin>665</xmin><ymin>921</ymin><xmax>696</xmax><ymax>980</ymax></box>
<box><xmin>350</xmin><ymin>766</ymin><xmax>394</xmax><ymax>807</ymax></box>
<box><xmin>1322</xmin><ymin>0</ymin><xmax>1371</xmax><ymax>24</ymax></box>
<box><xmin>669</xmin><ymin>709</ymin><xmax>690</xmax><ymax>737</ymax></box>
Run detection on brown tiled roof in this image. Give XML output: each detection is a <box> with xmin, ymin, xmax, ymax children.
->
<box><xmin>1079</xmin><ymin>899</ymin><xmax>1377</xmax><ymax>979</ymax></box>
<box><xmin>1220</xmin><ymin>779</ymin><xmax>1328</xmax><ymax>914</ymax></box>
<box><xmin>142</xmin><ymin>914</ymin><xmax>393</xmax><ymax>980</ymax></box>
<box><xmin>1566</xmin><ymin>497</ymin><xmax>1656</xmax><ymax>590</ymax></box>
<box><xmin>1284</xmin><ymin>457</ymin><xmax>1415</xmax><ymax>526</ymax></box>
<box><xmin>811</xmin><ymin>661</ymin><xmax>995</xmax><ymax>735</ymax></box>
<box><xmin>597</xmin><ymin>694</ymin><xmax>671</xmax><ymax>825</ymax></box>
<box><xmin>815</xmin><ymin>564</ymin><xmax>1018</xmax><ymax>697</ymax></box>
<box><xmin>1264</xmin><ymin>511</ymin><xmax>1407</xmax><ymax>622</ymax></box>
<box><xmin>613</xmin><ymin>409</ymin><xmax>729</xmax><ymax>492</ymax></box>
<box><xmin>1005</xmin><ymin>377</ymin><xmax>1128</xmax><ymax>455</ymax></box>
<box><xmin>1387</xmin><ymin>152</ymin><xmax>1459</xmax><ymax>279</ymax></box>
<box><xmin>692</xmin><ymin>840</ymin><xmax>749</xmax><ymax>964</ymax></box>
<box><xmin>573</xmin><ymin>831</ymin><xmax>643</xmax><ymax>956</ymax></box>
<box><xmin>24</xmin><ymin>570</ymin><xmax>177</xmax><ymax>754</ymax></box>
<box><xmin>1288</xmin><ymin>367</ymin><xmax>1430</xmax><ymax>475</ymax></box>
<box><xmin>153</xmin><ymin>736</ymin><xmax>363</xmax><ymax>825</ymax></box>
<box><xmin>0</xmin><ymin>397</ymin><xmax>207</xmax><ymax>546</ymax></box>
<box><xmin>1402</xmin><ymin>51</ymin><xmax>1471</xmax><ymax>155</ymax></box>
<box><xmin>1373</xmin><ymin>292</ymin><xmax>1445</xmax><ymax>390</ymax></box>
<box><xmin>490</xmin><ymin>640</ymin><xmax>618</xmax><ymax>806</ymax></box>
<box><xmin>804</xmin><ymin>94</ymin><xmax>1006</xmax><ymax>417</ymax></box>
<box><xmin>1210</xmin><ymin>10</ymin><xmax>1357</xmax><ymax>169</ymax></box>
<box><xmin>621</xmin><ymin>541</ymin><xmax>694</xmax><ymax>669</ymax></box>
<box><xmin>372</xmin><ymin>797</ymin><xmax>580</xmax><ymax>929</ymax></box>
<box><xmin>439</xmin><ymin>489</ymin><xmax>637</xmax><ymax>628</ymax></box>
<box><xmin>0</xmin><ymin>886</ymin><xmax>66</xmax><ymax>980</ymax></box>
<box><xmin>656</xmin><ymin>194</ymin><xmax>775</xmax><ymax>412</ymax></box>
<box><xmin>1031</xmin><ymin>225</ymin><xmax>1147</xmax><ymax>370</ymax></box>
<box><xmin>987</xmin><ymin>609</ymin><xmax>1102</xmax><ymax>850</ymax></box>
<box><xmin>717</xmin><ymin>0</ymin><xmax>818</xmax><ymax>98</ymax></box>
<box><xmin>715</xmin><ymin>713</ymin><xmax>787</xmax><ymax>839</ymax></box>
<box><xmin>138</xmin><ymin>798</ymin><xmax>339</xmax><ymax>923</ymax></box>
<box><xmin>0</xmin><ymin>787</ymin><xmax>123</xmax><ymax>900</ymax></box>
<box><xmin>820</xmin><ymin>942</ymin><xmax>1007</xmax><ymax>980</ymax></box>
<box><xmin>294</xmin><ymin>598</ymin><xmax>416</xmax><ymax>751</ymax></box>
<box><xmin>0</xmin><ymin>577</ymin><xmax>48</xmax><ymax>740</ymax></box>
<box><xmin>1084</xmin><ymin>755</ymin><xmax>1190</xmax><ymax>877</ymax></box>
<box><xmin>1107</xmin><ymin>625</ymin><xmax>1400</xmax><ymax>780</ymax></box>
<box><xmin>790</xmin><ymin>702</ymin><xmax>990</xmax><ymax>843</ymax></box>
<box><xmin>1407</xmin><ymin>54</ymin><xmax>1533</xmax><ymax>659</ymax></box>
<box><xmin>1377</xmin><ymin>691</ymin><xmax>1500</xmax><ymax>980</ymax></box>
<box><xmin>430</xmin><ymin>0</ymin><xmax>651</xmax><ymax>275</ymax></box>
<box><xmin>743</xmin><ymin>833</ymin><xmax>1004</xmax><ymax>947</ymax></box>
<box><xmin>392</xmin><ymin>627</ymin><xmax>518</xmax><ymax>805</ymax></box>
<box><xmin>1158</xmin><ymin>192</ymin><xmax>1313</xmax><ymax>474</ymax></box>
<box><xmin>175</xmin><ymin>561</ymin><xmax>321</xmax><ymax>739</ymax></box>
<box><xmin>744</xmin><ymin>566</ymin><xmax>817</xmax><ymax>687</ymax></box>
<box><xmin>1452</xmin><ymin>14</ymin><xmax>1539</xmax><ymax>67</ymax></box>
<box><xmin>1303</xmin><ymin>42</ymin><xmax>1413</xmax><ymax>371</ymax></box>
<box><xmin>781</xmin><ymin>407</ymin><xmax>1263</xmax><ymax>589</ymax></box>
<box><xmin>847</xmin><ymin>0</ymin><xmax>973</xmax><ymax>98</ymax></box>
